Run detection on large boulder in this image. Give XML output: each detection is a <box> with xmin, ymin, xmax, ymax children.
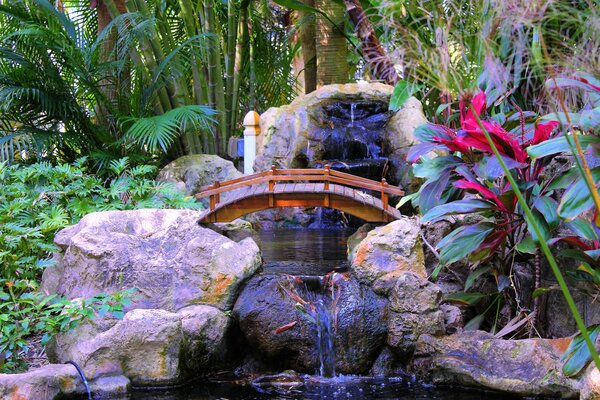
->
<box><xmin>254</xmin><ymin>83</ymin><xmax>427</xmax><ymax>189</ymax></box>
<box><xmin>386</xmin><ymin>272</ymin><xmax>445</xmax><ymax>356</ymax></box>
<box><xmin>349</xmin><ymin>217</ymin><xmax>425</xmax><ymax>286</ymax></box>
<box><xmin>411</xmin><ymin>332</ymin><xmax>580</xmax><ymax>398</ymax></box>
<box><xmin>232</xmin><ymin>273</ymin><xmax>387</xmax><ymax>375</ymax></box>
<box><xmin>41</xmin><ymin>209</ymin><xmax>261</xmax><ymax>312</ymax></box>
<box><xmin>157</xmin><ymin>154</ymin><xmax>243</xmax><ymax>196</ymax></box>
<box><xmin>47</xmin><ymin>306</ymin><xmax>230</xmax><ymax>386</ymax></box>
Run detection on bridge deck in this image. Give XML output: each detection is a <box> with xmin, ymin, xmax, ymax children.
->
<box><xmin>196</xmin><ymin>166</ymin><xmax>404</xmax><ymax>223</ymax></box>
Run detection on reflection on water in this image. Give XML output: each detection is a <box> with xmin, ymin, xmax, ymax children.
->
<box><xmin>259</xmin><ymin>229</ymin><xmax>351</xmax><ymax>262</ymax></box>
<box><xmin>129</xmin><ymin>376</ymin><xmax>521</xmax><ymax>400</ymax></box>
<box><xmin>258</xmin><ymin>229</ymin><xmax>351</xmax><ymax>275</ymax></box>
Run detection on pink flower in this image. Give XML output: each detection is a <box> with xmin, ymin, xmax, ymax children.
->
<box><xmin>532</xmin><ymin>121</ymin><xmax>559</xmax><ymax>145</ymax></box>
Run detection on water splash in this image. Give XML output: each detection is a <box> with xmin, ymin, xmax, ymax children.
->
<box><xmin>350</xmin><ymin>102</ymin><xmax>356</xmax><ymax>127</ymax></box>
<box><xmin>280</xmin><ymin>275</ymin><xmax>341</xmax><ymax>377</ymax></box>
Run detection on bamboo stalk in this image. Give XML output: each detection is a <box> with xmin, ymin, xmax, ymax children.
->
<box><xmin>231</xmin><ymin>0</ymin><xmax>249</xmax><ymax>137</ymax></box>
<box><xmin>206</xmin><ymin>0</ymin><xmax>228</xmax><ymax>155</ymax></box>
<box><xmin>225</xmin><ymin>0</ymin><xmax>238</xmax><ymax>139</ymax></box>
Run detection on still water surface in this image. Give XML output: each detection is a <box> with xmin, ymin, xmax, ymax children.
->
<box><xmin>130</xmin><ymin>376</ymin><xmax>519</xmax><ymax>400</ymax></box>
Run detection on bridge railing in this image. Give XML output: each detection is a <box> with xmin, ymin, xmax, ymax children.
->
<box><xmin>195</xmin><ymin>165</ymin><xmax>404</xmax><ymax>211</ymax></box>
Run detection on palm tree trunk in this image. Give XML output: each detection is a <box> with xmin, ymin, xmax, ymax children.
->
<box><xmin>299</xmin><ymin>0</ymin><xmax>317</xmax><ymax>93</ymax></box>
<box><xmin>343</xmin><ymin>0</ymin><xmax>399</xmax><ymax>85</ymax></box>
<box><xmin>315</xmin><ymin>0</ymin><xmax>348</xmax><ymax>86</ymax></box>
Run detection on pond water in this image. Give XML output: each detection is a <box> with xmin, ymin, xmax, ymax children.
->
<box><xmin>258</xmin><ymin>228</ymin><xmax>352</xmax><ymax>275</ymax></box>
<box><xmin>129</xmin><ymin>375</ymin><xmax>520</xmax><ymax>400</ymax></box>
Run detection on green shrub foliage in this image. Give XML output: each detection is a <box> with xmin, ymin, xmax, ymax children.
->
<box><xmin>0</xmin><ymin>157</ymin><xmax>199</xmax><ymax>372</ymax></box>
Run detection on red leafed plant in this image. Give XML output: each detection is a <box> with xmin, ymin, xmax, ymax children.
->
<box><xmin>405</xmin><ymin>90</ymin><xmax>572</xmax><ymax>333</ymax></box>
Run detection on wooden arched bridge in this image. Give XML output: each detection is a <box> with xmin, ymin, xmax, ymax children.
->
<box><xmin>195</xmin><ymin>165</ymin><xmax>404</xmax><ymax>223</ymax></box>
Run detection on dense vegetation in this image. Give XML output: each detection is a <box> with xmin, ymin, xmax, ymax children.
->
<box><xmin>0</xmin><ymin>159</ymin><xmax>198</xmax><ymax>371</ymax></box>
<box><xmin>0</xmin><ymin>0</ymin><xmax>599</xmax><ymax>376</ymax></box>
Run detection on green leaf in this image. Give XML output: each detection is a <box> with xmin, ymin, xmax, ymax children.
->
<box><xmin>516</xmin><ymin>235</ymin><xmax>537</xmax><ymax>254</ymax></box>
<box><xmin>533</xmin><ymin>196</ymin><xmax>559</xmax><ymax>230</ymax></box>
<box><xmin>396</xmin><ymin>193</ymin><xmax>417</xmax><ymax>209</ymax></box>
<box><xmin>436</xmin><ymin>223</ymin><xmax>495</xmax><ymax>265</ymax></box>
<box><xmin>562</xmin><ymin>325</ymin><xmax>600</xmax><ymax>377</ymax></box>
<box><xmin>527</xmin><ymin>135</ymin><xmax>600</xmax><ymax>159</ymax></box>
<box><xmin>464</xmin><ymin>265</ymin><xmax>492</xmax><ymax>291</ymax></box>
<box><xmin>567</xmin><ymin>218</ymin><xmax>599</xmax><ymax>241</ymax></box>
<box><xmin>430</xmin><ymin>263</ymin><xmax>444</xmax><ymax>281</ymax></box>
<box><xmin>532</xmin><ymin>287</ymin><xmax>553</xmax><ymax>298</ymax></box>
<box><xmin>558</xmin><ymin>168</ymin><xmax>600</xmax><ymax>221</ymax></box>
<box><xmin>528</xmin><ymin>210</ymin><xmax>550</xmax><ymax>244</ymax></box>
<box><xmin>389</xmin><ymin>80</ymin><xmax>421</xmax><ymax>112</ymax></box>
<box><xmin>422</xmin><ymin>199</ymin><xmax>494</xmax><ymax>223</ymax></box>
<box><xmin>464</xmin><ymin>313</ymin><xmax>485</xmax><ymax>331</ymax></box>
<box><xmin>444</xmin><ymin>292</ymin><xmax>486</xmax><ymax>306</ymax></box>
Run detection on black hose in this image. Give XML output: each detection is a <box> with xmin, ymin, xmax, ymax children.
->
<box><xmin>66</xmin><ymin>360</ymin><xmax>92</xmax><ymax>400</ymax></box>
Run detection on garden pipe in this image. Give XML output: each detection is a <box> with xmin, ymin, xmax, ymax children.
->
<box><xmin>66</xmin><ymin>360</ymin><xmax>92</xmax><ymax>400</ymax></box>
<box><xmin>470</xmin><ymin>105</ymin><xmax>600</xmax><ymax>370</ymax></box>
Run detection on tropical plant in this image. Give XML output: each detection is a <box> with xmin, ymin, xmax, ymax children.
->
<box><xmin>0</xmin><ymin>0</ymin><xmax>301</xmax><ymax>165</ymax></box>
<box><xmin>0</xmin><ymin>157</ymin><xmax>198</xmax><ymax>371</ymax></box>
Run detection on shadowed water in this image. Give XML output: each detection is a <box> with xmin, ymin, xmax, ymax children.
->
<box><xmin>129</xmin><ymin>376</ymin><xmax>521</xmax><ymax>400</ymax></box>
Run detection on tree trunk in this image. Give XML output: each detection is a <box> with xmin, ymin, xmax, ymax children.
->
<box><xmin>93</xmin><ymin>0</ymin><xmax>128</xmax><ymax>134</ymax></box>
<box><xmin>315</xmin><ymin>0</ymin><xmax>348</xmax><ymax>87</ymax></box>
<box><xmin>299</xmin><ymin>0</ymin><xmax>317</xmax><ymax>93</ymax></box>
<box><xmin>343</xmin><ymin>0</ymin><xmax>399</xmax><ymax>85</ymax></box>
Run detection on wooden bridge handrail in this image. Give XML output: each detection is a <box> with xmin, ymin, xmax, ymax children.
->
<box><xmin>195</xmin><ymin>165</ymin><xmax>404</xmax><ymax>202</ymax></box>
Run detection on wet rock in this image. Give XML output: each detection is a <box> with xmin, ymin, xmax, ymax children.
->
<box><xmin>387</xmin><ymin>272</ymin><xmax>445</xmax><ymax>356</ymax></box>
<box><xmin>350</xmin><ymin>218</ymin><xmax>425</xmax><ymax>285</ymax></box>
<box><xmin>386</xmin><ymin>96</ymin><xmax>428</xmax><ymax>188</ymax></box>
<box><xmin>346</xmin><ymin>223</ymin><xmax>380</xmax><ymax>260</ymax></box>
<box><xmin>411</xmin><ymin>332</ymin><xmax>579</xmax><ymax>398</ymax></box>
<box><xmin>232</xmin><ymin>273</ymin><xmax>387</xmax><ymax>375</ymax></box>
<box><xmin>47</xmin><ymin>306</ymin><xmax>230</xmax><ymax>386</ymax></box>
<box><xmin>41</xmin><ymin>209</ymin><xmax>261</xmax><ymax>312</ymax></box>
<box><xmin>582</xmin><ymin>365</ymin><xmax>600</xmax><ymax>400</ymax></box>
<box><xmin>440</xmin><ymin>304</ymin><xmax>464</xmax><ymax>334</ymax></box>
<box><xmin>0</xmin><ymin>364</ymin><xmax>86</xmax><ymax>400</ymax></box>
<box><xmin>254</xmin><ymin>83</ymin><xmax>425</xmax><ymax>189</ymax></box>
<box><xmin>205</xmin><ymin>218</ymin><xmax>261</xmax><ymax>245</ymax></box>
<box><xmin>157</xmin><ymin>154</ymin><xmax>242</xmax><ymax>197</ymax></box>
<box><xmin>369</xmin><ymin>347</ymin><xmax>407</xmax><ymax>377</ymax></box>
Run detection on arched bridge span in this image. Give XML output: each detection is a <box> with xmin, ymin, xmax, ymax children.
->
<box><xmin>195</xmin><ymin>166</ymin><xmax>404</xmax><ymax>223</ymax></box>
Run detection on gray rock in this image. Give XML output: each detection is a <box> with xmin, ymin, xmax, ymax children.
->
<box><xmin>157</xmin><ymin>154</ymin><xmax>243</xmax><ymax>197</ymax></box>
<box><xmin>47</xmin><ymin>306</ymin><xmax>230</xmax><ymax>386</ymax></box>
<box><xmin>254</xmin><ymin>83</ymin><xmax>426</xmax><ymax>190</ymax></box>
<box><xmin>41</xmin><ymin>209</ymin><xmax>261</xmax><ymax>312</ymax></box>
<box><xmin>411</xmin><ymin>332</ymin><xmax>580</xmax><ymax>398</ymax></box>
<box><xmin>440</xmin><ymin>304</ymin><xmax>464</xmax><ymax>334</ymax></box>
<box><xmin>350</xmin><ymin>218</ymin><xmax>425</xmax><ymax>285</ymax></box>
<box><xmin>205</xmin><ymin>218</ymin><xmax>261</xmax><ymax>245</ymax></box>
<box><xmin>387</xmin><ymin>272</ymin><xmax>445</xmax><ymax>356</ymax></box>
<box><xmin>0</xmin><ymin>364</ymin><xmax>84</xmax><ymax>399</ymax></box>
<box><xmin>232</xmin><ymin>273</ymin><xmax>387</xmax><ymax>375</ymax></box>
<box><xmin>0</xmin><ymin>364</ymin><xmax>129</xmax><ymax>400</ymax></box>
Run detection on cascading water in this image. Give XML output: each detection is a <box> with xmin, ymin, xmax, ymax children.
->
<box><xmin>280</xmin><ymin>273</ymin><xmax>341</xmax><ymax>378</ymax></box>
<box><xmin>315</xmin><ymin>100</ymin><xmax>392</xmax><ymax>183</ymax></box>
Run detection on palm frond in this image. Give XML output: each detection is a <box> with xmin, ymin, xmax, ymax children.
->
<box><xmin>121</xmin><ymin>105</ymin><xmax>216</xmax><ymax>152</ymax></box>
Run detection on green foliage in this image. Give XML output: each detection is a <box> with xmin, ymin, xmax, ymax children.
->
<box><xmin>0</xmin><ymin>158</ymin><xmax>199</xmax><ymax>372</ymax></box>
<box><xmin>562</xmin><ymin>325</ymin><xmax>600</xmax><ymax>377</ymax></box>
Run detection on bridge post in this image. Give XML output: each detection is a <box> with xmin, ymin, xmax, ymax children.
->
<box><xmin>243</xmin><ymin>111</ymin><xmax>260</xmax><ymax>175</ymax></box>
<box><xmin>381</xmin><ymin>179</ymin><xmax>389</xmax><ymax>210</ymax></box>
<box><xmin>324</xmin><ymin>164</ymin><xmax>330</xmax><ymax>191</ymax></box>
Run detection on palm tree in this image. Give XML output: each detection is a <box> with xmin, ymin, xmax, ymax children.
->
<box><xmin>0</xmin><ymin>0</ymin><xmax>299</xmax><ymax>165</ymax></box>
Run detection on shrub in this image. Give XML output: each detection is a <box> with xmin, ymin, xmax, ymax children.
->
<box><xmin>0</xmin><ymin>157</ymin><xmax>200</xmax><ymax>372</ymax></box>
